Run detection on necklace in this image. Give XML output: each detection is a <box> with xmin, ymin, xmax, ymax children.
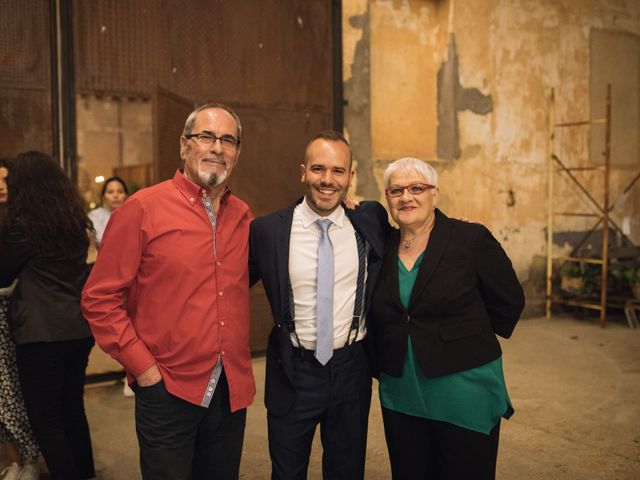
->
<box><xmin>401</xmin><ymin>218</ymin><xmax>436</xmax><ymax>249</ymax></box>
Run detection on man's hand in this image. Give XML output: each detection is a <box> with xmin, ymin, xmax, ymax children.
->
<box><xmin>136</xmin><ymin>363</ymin><xmax>162</xmax><ymax>387</ymax></box>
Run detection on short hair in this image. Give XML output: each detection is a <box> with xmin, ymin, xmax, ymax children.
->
<box><xmin>304</xmin><ymin>130</ymin><xmax>353</xmax><ymax>165</ymax></box>
<box><xmin>100</xmin><ymin>176</ymin><xmax>129</xmax><ymax>198</ymax></box>
<box><xmin>182</xmin><ymin>103</ymin><xmax>242</xmax><ymax>143</ymax></box>
<box><xmin>383</xmin><ymin>157</ymin><xmax>439</xmax><ymax>187</ymax></box>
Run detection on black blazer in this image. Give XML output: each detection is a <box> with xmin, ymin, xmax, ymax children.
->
<box><xmin>249</xmin><ymin>198</ymin><xmax>389</xmax><ymax>417</ymax></box>
<box><xmin>0</xmin><ymin>221</ymin><xmax>92</xmax><ymax>345</ymax></box>
<box><xmin>369</xmin><ymin>209</ymin><xmax>525</xmax><ymax>378</ymax></box>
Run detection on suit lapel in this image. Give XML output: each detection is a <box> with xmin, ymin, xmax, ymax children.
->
<box><xmin>345</xmin><ymin>204</ymin><xmax>388</xmax><ymax>315</ymax></box>
<box><xmin>346</xmin><ymin>204</ymin><xmax>384</xmax><ymax>260</ymax></box>
<box><xmin>408</xmin><ymin>209</ymin><xmax>451</xmax><ymax>308</ymax></box>
<box><xmin>275</xmin><ymin>199</ymin><xmax>301</xmax><ymax>321</ymax></box>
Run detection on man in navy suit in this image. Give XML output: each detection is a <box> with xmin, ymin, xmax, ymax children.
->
<box><xmin>249</xmin><ymin>131</ymin><xmax>389</xmax><ymax>479</ymax></box>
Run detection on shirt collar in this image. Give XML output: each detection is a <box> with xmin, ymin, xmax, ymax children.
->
<box><xmin>299</xmin><ymin>196</ymin><xmax>345</xmax><ymax>228</ymax></box>
<box><xmin>172</xmin><ymin>170</ymin><xmax>230</xmax><ymax>206</ymax></box>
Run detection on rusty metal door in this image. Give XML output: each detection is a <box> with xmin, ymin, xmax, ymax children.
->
<box><xmin>0</xmin><ymin>0</ymin><xmax>53</xmax><ymax>158</ymax></box>
<box><xmin>152</xmin><ymin>87</ymin><xmax>194</xmax><ymax>183</ymax></box>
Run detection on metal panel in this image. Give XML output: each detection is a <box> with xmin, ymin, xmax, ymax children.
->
<box><xmin>152</xmin><ymin>87</ymin><xmax>194</xmax><ymax>183</ymax></box>
<box><xmin>164</xmin><ymin>0</ymin><xmax>334</xmax><ymax>112</ymax></box>
<box><xmin>0</xmin><ymin>0</ymin><xmax>52</xmax><ymax>158</ymax></box>
<box><xmin>0</xmin><ymin>88</ymin><xmax>53</xmax><ymax>156</ymax></box>
<box><xmin>228</xmin><ymin>108</ymin><xmax>330</xmax><ymax>217</ymax></box>
<box><xmin>73</xmin><ymin>0</ymin><xmax>334</xmax><ymax>114</ymax></box>
<box><xmin>0</xmin><ymin>0</ymin><xmax>50</xmax><ymax>90</ymax></box>
<box><xmin>73</xmin><ymin>0</ymin><xmax>164</xmax><ymax>97</ymax></box>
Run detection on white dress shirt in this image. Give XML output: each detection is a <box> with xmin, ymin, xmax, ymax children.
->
<box><xmin>288</xmin><ymin>198</ymin><xmax>367</xmax><ymax>350</ymax></box>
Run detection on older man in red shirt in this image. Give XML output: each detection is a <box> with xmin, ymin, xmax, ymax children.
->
<box><xmin>82</xmin><ymin>103</ymin><xmax>255</xmax><ymax>480</ymax></box>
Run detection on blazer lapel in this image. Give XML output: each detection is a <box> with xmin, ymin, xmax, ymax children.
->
<box><xmin>275</xmin><ymin>198</ymin><xmax>301</xmax><ymax>321</ymax></box>
<box><xmin>408</xmin><ymin>209</ymin><xmax>451</xmax><ymax>308</ymax></box>
<box><xmin>346</xmin><ymin>204</ymin><xmax>385</xmax><ymax>260</ymax></box>
<box><xmin>384</xmin><ymin>230</ymin><xmax>405</xmax><ymax>312</ymax></box>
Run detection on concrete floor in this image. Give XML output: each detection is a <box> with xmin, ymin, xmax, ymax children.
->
<box><xmin>2</xmin><ymin>314</ymin><xmax>639</xmax><ymax>479</ymax></box>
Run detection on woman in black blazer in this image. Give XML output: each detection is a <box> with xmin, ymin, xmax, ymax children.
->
<box><xmin>369</xmin><ymin>157</ymin><xmax>525</xmax><ymax>480</ymax></box>
<box><xmin>0</xmin><ymin>152</ymin><xmax>95</xmax><ymax>480</ymax></box>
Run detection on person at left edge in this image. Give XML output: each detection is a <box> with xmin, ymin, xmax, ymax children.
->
<box><xmin>0</xmin><ymin>152</ymin><xmax>95</xmax><ymax>480</ymax></box>
<box><xmin>82</xmin><ymin>103</ymin><xmax>255</xmax><ymax>480</ymax></box>
<box><xmin>249</xmin><ymin>131</ymin><xmax>390</xmax><ymax>479</ymax></box>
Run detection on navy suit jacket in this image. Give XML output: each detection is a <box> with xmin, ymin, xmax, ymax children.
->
<box><xmin>249</xmin><ymin>198</ymin><xmax>390</xmax><ymax>417</ymax></box>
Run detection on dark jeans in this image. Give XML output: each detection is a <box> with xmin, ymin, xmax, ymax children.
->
<box><xmin>268</xmin><ymin>341</ymin><xmax>372</xmax><ymax>480</ymax></box>
<box><xmin>134</xmin><ymin>369</ymin><xmax>246</xmax><ymax>480</ymax></box>
<box><xmin>16</xmin><ymin>337</ymin><xmax>95</xmax><ymax>480</ymax></box>
<box><xmin>382</xmin><ymin>407</ymin><xmax>501</xmax><ymax>480</ymax></box>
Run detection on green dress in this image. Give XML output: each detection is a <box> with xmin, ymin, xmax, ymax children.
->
<box><xmin>378</xmin><ymin>253</ymin><xmax>514</xmax><ymax>435</ymax></box>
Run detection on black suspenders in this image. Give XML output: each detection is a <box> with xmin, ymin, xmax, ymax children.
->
<box><xmin>345</xmin><ymin>230</ymin><xmax>366</xmax><ymax>347</ymax></box>
<box><xmin>287</xmin><ymin>229</ymin><xmax>367</xmax><ymax>349</ymax></box>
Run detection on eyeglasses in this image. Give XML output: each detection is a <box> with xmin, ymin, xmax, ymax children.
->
<box><xmin>385</xmin><ymin>182</ymin><xmax>436</xmax><ymax>198</ymax></box>
<box><xmin>185</xmin><ymin>132</ymin><xmax>240</xmax><ymax>150</ymax></box>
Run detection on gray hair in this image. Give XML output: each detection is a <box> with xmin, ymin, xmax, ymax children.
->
<box><xmin>383</xmin><ymin>157</ymin><xmax>439</xmax><ymax>187</ymax></box>
<box><xmin>182</xmin><ymin>103</ymin><xmax>242</xmax><ymax>143</ymax></box>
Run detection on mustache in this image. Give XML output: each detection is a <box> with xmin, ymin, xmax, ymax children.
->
<box><xmin>200</xmin><ymin>156</ymin><xmax>226</xmax><ymax>165</ymax></box>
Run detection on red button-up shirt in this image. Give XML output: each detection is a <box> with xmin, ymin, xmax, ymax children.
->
<box><xmin>82</xmin><ymin>171</ymin><xmax>255</xmax><ymax>410</ymax></box>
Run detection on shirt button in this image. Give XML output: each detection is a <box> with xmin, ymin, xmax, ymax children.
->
<box><xmin>220</xmin><ymin>321</ymin><xmax>225</xmax><ymax>326</ymax></box>
<box><xmin>216</xmin><ymin>261</ymin><xmax>221</xmax><ymax>266</ymax></box>
<box><xmin>190</xmin><ymin>197</ymin><xmax>195</xmax><ymax>202</ymax></box>
<box><xmin>221</xmin><ymin>351</ymin><xmax>225</xmax><ymax>356</ymax></box>
<box><xmin>218</xmin><ymin>291</ymin><xmax>223</xmax><ymax>296</ymax></box>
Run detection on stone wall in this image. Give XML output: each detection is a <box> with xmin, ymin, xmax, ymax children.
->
<box><xmin>343</xmin><ymin>0</ymin><xmax>640</xmax><ymax>315</ymax></box>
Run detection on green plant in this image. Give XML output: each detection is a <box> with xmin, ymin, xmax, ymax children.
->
<box><xmin>620</xmin><ymin>265</ymin><xmax>640</xmax><ymax>286</ymax></box>
<box><xmin>560</xmin><ymin>263</ymin><xmax>585</xmax><ymax>295</ymax></box>
<box><xmin>562</xmin><ymin>263</ymin><xmax>583</xmax><ymax>279</ymax></box>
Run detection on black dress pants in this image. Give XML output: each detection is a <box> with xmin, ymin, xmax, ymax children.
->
<box><xmin>133</xmin><ymin>369</ymin><xmax>246</xmax><ymax>480</ymax></box>
<box><xmin>16</xmin><ymin>336</ymin><xmax>95</xmax><ymax>480</ymax></box>
<box><xmin>381</xmin><ymin>406</ymin><xmax>501</xmax><ymax>480</ymax></box>
<box><xmin>267</xmin><ymin>341</ymin><xmax>372</xmax><ymax>480</ymax></box>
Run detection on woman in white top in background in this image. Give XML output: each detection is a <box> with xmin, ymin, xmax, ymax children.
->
<box><xmin>87</xmin><ymin>176</ymin><xmax>131</xmax><ymax>397</ymax></box>
<box><xmin>88</xmin><ymin>176</ymin><xmax>128</xmax><ymax>248</ymax></box>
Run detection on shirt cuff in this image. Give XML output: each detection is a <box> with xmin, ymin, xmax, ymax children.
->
<box><xmin>116</xmin><ymin>339</ymin><xmax>157</xmax><ymax>378</ymax></box>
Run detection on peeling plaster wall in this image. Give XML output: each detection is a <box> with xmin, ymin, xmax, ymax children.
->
<box><xmin>369</xmin><ymin>0</ymin><xmax>447</xmax><ymax>162</ymax></box>
<box><xmin>342</xmin><ymin>0</ymin><xmax>640</xmax><ymax>315</ymax></box>
<box><xmin>343</xmin><ymin>0</ymin><xmax>379</xmax><ymax>199</ymax></box>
